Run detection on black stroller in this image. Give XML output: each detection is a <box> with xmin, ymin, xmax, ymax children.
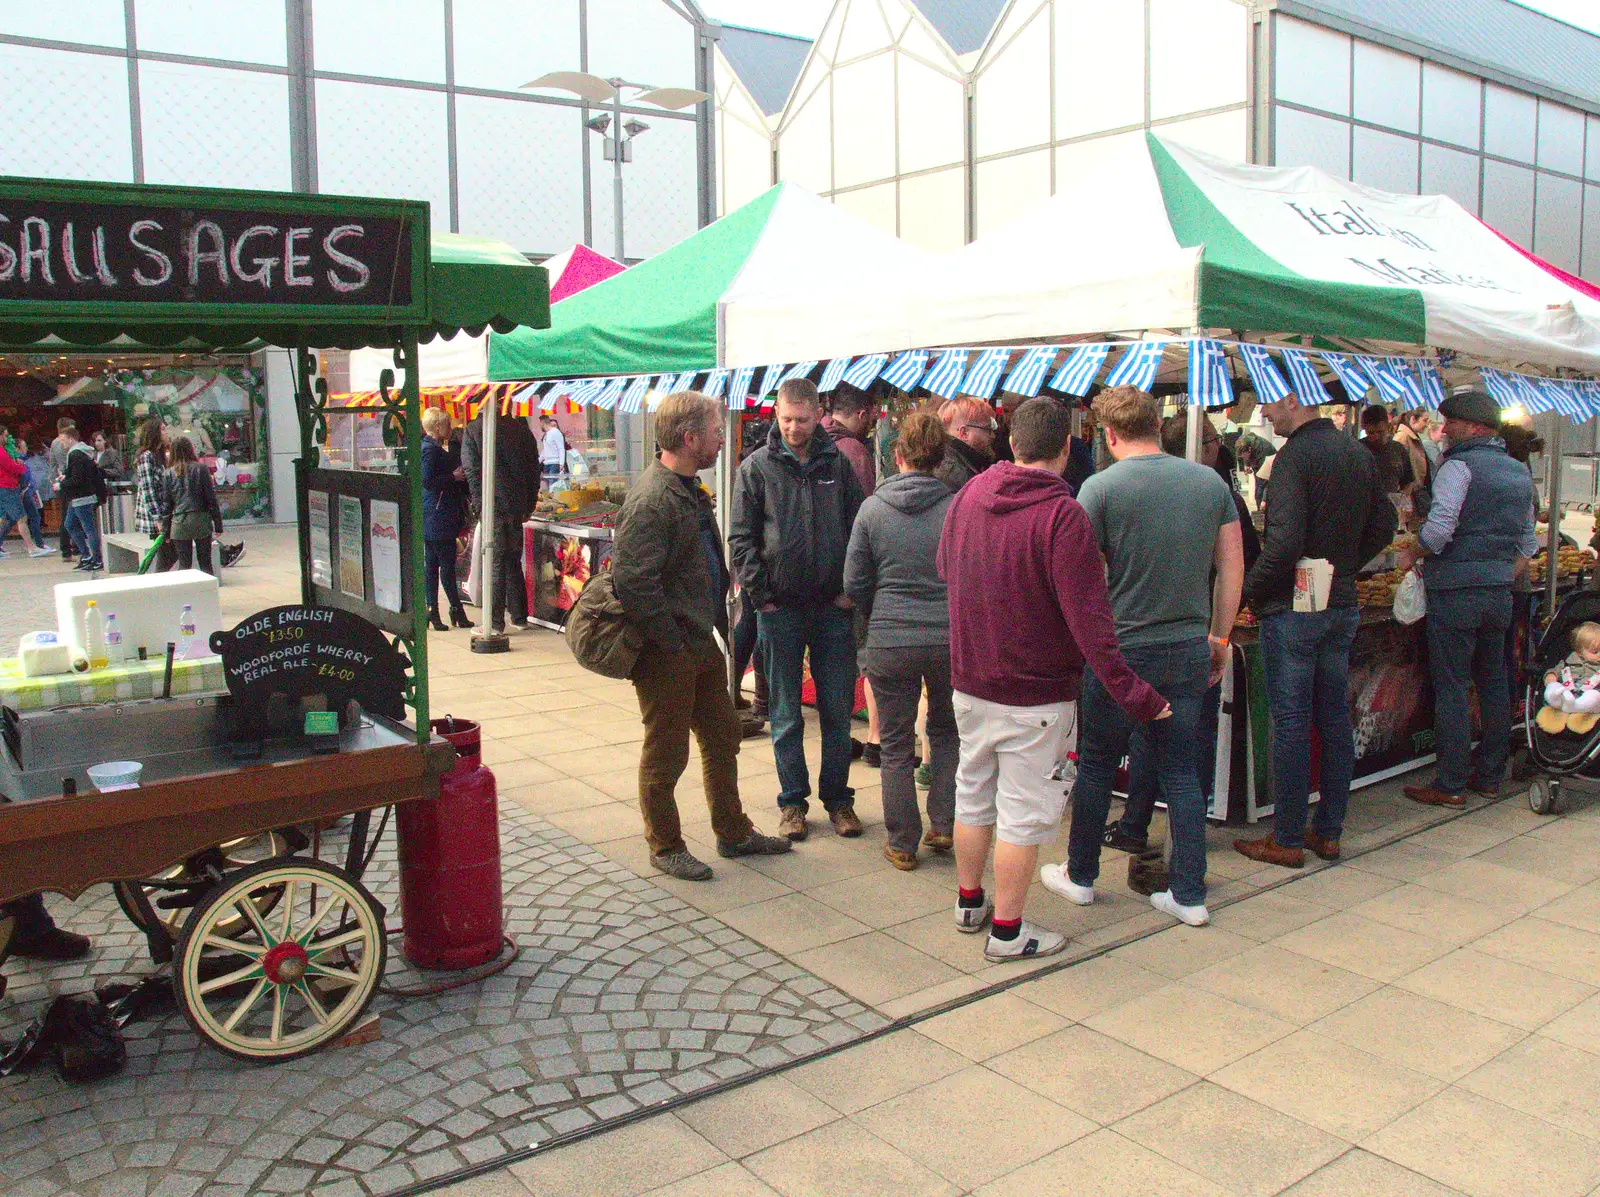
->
<box><xmin>1523</xmin><ymin>587</ymin><xmax>1600</xmax><ymax>815</ymax></box>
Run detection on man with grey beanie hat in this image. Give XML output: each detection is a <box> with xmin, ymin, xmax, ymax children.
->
<box><xmin>1400</xmin><ymin>387</ymin><xmax>1538</xmax><ymax>808</ymax></box>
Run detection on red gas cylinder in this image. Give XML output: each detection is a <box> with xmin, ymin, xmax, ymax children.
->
<box><xmin>396</xmin><ymin>716</ymin><xmax>504</xmax><ymax>970</ymax></box>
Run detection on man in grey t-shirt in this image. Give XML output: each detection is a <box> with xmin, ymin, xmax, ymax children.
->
<box><xmin>1041</xmin><ymin>387</ymin><xmax>1243</xmax><ymax>927</ymax></box>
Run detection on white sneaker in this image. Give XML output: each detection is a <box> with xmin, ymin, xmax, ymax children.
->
<box><xmin>954</xmin><ymin>896</ymin><xmax>993</xmax><ymax>934</ymax></box>
<box><xmin>984</xmin><ymin>922</ymin><xmax>1068</xmax><ymax>962</ymax></box>
<box><xmin>1151</xmin><ymin>890</ymin><xmax>1210</xmax><ymax>927</ymax></box>
<box><xmin>28</xmin><ymin>547</ymin><xmax>52</xmax><ymax>558</ymax></box>
<box><xmin>1039</xmin><ymin>862</ymin><xmax>1094</xmax><ymax>905</ymax></box>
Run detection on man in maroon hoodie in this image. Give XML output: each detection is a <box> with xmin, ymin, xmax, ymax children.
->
<box><xmin>938</xmin><ymin>398</ymin><xmax>1168</xmax><ymax>962</ymax></box>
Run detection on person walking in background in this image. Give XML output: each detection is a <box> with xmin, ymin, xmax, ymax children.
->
<box><xmin>1394</xmin><ymin>409</ymin><xmax>1434</xmax><ymax>489</ymax></box>
<box><xmin>57</xmin><ymin>423</ymin><xmax>107</xmax><ymax>572</ymax></box>
<box><xmin>845</xmin><ymin>410</ymin><xmax>956</xmax><ymax>871</ymax></box>
<box><xmin>823</xmin><ymin>383</ymin><xmax>884</xmax><ymax>765</ymax></box>
<box><xmin>93</xmin><ymin>430</ymin><xmax>127</xmax><ymax>482</ymax></box>
<box><xmin>0</xmin><ymin>427</ymin><xmax>53</xmax><ymax>559</ymax></box>
<box><xmin>161</xmin><ymin>437</ymin><xmax>223</xmax><ymax>577</ymax></box>
<box><xmin>48</xmin><ymin>416</ymin><xmax>75</xmax><ymax>561</ymax></box>
<box><xmin>1234</xmin><ymin>389</ymin><xmax>1396</xmax><ymax>868</ymax></box>
<box><xmin>729</xmin><ymin>378</ymin><xmax>866</xmax><ymax>842</ymax></box>
<box><xmin>132</xmin><ymin>417</ymin><xmax>174</xmax><ymax>573</ymax></box>
<box><xmin>1400</xmin><ymin>389</ymin><xmax>1538</xmax><ymax>808</ymax></box>
<box><xmin>538</xmin><ymin>415</ymin><xmax>568</xmax><ymax>492</ymax></box>
<box><xmin>463</xmin><ymin>408</ymin><xmax>540</xmax><ymax>633</ymax></box>
<box><xmin>612</xmin><ymin>391</ymin><xmax>793</xmax><ymax>880</ymax></box>
<box><xmin>14</xmin><ymin>438</ymin><xmax>45</xmax><ymax>552</ymax></box>
<box><xmin>1360</xmin><ymin>406</ymin><xmax>1416</xmax><ymax>496</ymax></box>
<box><xmin>939</xmin><ymin>398</ymin><xmax>1168</xmax><ymax>961</ymax></box>
<box><xmin>422</xmin><ymin>408</ymin><xmax>472</xmax><ymax>632</ymax></box>
<box><xmin>1052</xmin><ymin>389</ymin><xmax>1243</xmax><ymax>927</ymax></box>
<box><xmin>933</xmin><ymin>397</ymin><xmax>998</xmax><ymax>493</ymax></box>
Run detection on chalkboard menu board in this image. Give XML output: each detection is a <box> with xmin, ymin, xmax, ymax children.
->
<box><xmin>211</xmin><ymin>605</ymin><xmax>408</xmax><ymax>723</ymax></box>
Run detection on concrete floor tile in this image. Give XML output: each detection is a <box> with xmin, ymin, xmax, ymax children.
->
<box><xmin>743</xmin><ymin>836</ymin><xmax>884</xmax><ymax>889</ymax></box>
<box><xmin>1413</xmin><ymin>856</ymin><xmax>1574</xmax><ymax>914</ymax></box>
<box><xmin>1277</xmin><ymin>1148</ymin><xmax>1462</xmax><ymax>1196</ymax></box>
<box><xmin>1107</xmin><ymin>924</ymin><xmax>1257</xmax><ymax>980</ymax></box>
<box><xmin>429</xmin><ymin>1173</ymin><xmax>536</xmax><ymax>1196</ymax></box>
<box><xmin>1347</xmin><ymin>841</ymin><xmax>1460</xmax><ymax>882</ymax></box>
<box><xmin>1274</xmin><ymin>911</ymin><xmax>1454</xmax><ymax>982</ymax></box>
<box><xmin>987</xmin><ymin>1025</ymin><xmax>1199</xmax><ymax>1125</ymax></box>
<box><xmin>536</xmin><ymin>744</ymin><xmax>647</xmax><ymax>778</ymax></box>
<box><xmin>1309</xmin><ymin>988</ymin><xmax>1526</xmax><ymax>1083</ymax></box>
<box><xmin>1211</xmin><ymin>1029</ymin><xmax>1443</xmax><ymax>1141</ymax></box>
<box><xmin>545</xmin><ymin>802</ymin><xmax>651</xmax><ymax>845</ymax></box>
<box><xmin>1013</xmin><ymin>954</ymin><xmax>1171</xmax><ymax>1022</ymax></box>
<box><xmin>499</xmin><ymin>776</ymin><xmax>615</xmax><ymax>814</ymax></box>
<box><xmin>1459</xmin><ymin>1035</ymin><xmax>1600</xmax><ymax>1141</ymax></box>
<box><xmin>874</xmin><ymin>974</ymin><xmax>990</xmax><ymax>1019</ymax></box>
<box><xmin>879</xmin><ymin>910</ymin><xmax>992</xmax><ymax>975</ymax></box>
<box><xmin>853</xmin><ymin>1064</ymin><xmax>1094</xmax><ymax>1189</ymax></box>
<box><xmin>719</xmin><ymin>895</ymin><xmax>873</xmax><ymax>957</ymax></box>
<box><xmin>638</xmin><ymin>1162</ymin><xmax>783</xmax><ymax>1197</ymax></box>
<box><xmin>1281</xmin><ymin>865</ymin><xmax>1404</xmax><ymax>910</ymax></box>
<box><xmin>507</xmin><ymin>1114</ymin><xmax>726</xmax><ymax>1197</ymax></box>
<box><xmin>972</xmin><ymin>1127</ymin><xmax>1234</xmax><ymax>1197</ymax></box>
<box><xmin>802</xmin><ymin>869</ymin><xmax>950</xmax><ymax>929</ymax></box>
<box><xmin>1474</xmin><ymin>916</ymin><xmax>1600</xmax><ymax>984</ymax></box>
<box><xmin>786</xmin><ymin>1029</ymin><xmax>968</xmax><ymax>1115</ymax></box>
<box><xmin>1406</xmin><ymin>818</ymin><xmax>1527</xmax><ymax>858</ymax></box>
<box><xmin>674</xmin><ymin>1076</ymin><xmax>840</xmax><ymax>1159</ymax></box>
<box><xmin>1530</xmin><ymin>883</ymin><xmax>1600</xmax><ymax>936</ymax></box>
<box><xmin>1540</xmin><ymin>992</ymin><xmax>1600</xmax><ymax>1056</ymax></box>
<box><xmin>912</xmin><ymin>990</ymin><xmax>1069</xmax><ymax>1062</ymax></box>
<box><xmin>743</xmin><ymin>1120</ymin><xmax>961</xmax><ymax>1197</ymax></box>
<box><xmin>1395</xmin><ymin>947</ymin><xmax>1597</xmax><ymax>1031</ymax></box>
<box><xmin>1206</xmin><ymin>889</ymin><xmax>1337</xmax><ymax>942</ymax></box>
<box><xmin>1365</xmin><ymin>1088</ymin><xmax>1600</xmax><ymax>1197</ymax></box>
<box><xmin>488</xmin><ymin>757</ymin><xmax>564</xmax><ymax>788</ymax></box>
<box><xmin>1348</xmin><ymin>884</ymin><xmax>1521</xmax><ymax>946</ymax></box>
<box><xmin>1085</xmin><ymin>983</ymin><xmax>1298</xmax><ymax>1075</ymax></box>
<box><xmin>1475</xmin><ymin>836</ymin><xmax>1600</xmax><ymax>886</ymax></box>
<box><xmin>1189</xmin><ymin>944</ymin><xmax>1381</xmax><ymax>1023</ymax></box>
<box><xmin>1114</xmin><ymin>1082</ymin><xmax>1347</xmax><ymax>1197</ymax></box>
<box><xmin>792</xmin><ymin>933</ymin><xmax>966</xmax><ymax>1008</ymax></box>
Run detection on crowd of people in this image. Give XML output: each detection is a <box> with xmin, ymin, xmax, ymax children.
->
<box><xmin>609</xmin><ymin>374</ymin><xmax>1541</xmax><ymax>964</ymax></box>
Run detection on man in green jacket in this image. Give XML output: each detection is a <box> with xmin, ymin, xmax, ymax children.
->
<box><xmin>612</xmin><ymin>391</ymin><xmax>792</xmax><ymax>880</ymax></box>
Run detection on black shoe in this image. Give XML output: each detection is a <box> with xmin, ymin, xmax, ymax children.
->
<box><xmin>851</xmin><ymin>738</ymin><xmax>866</xmax><ymax>761</ymax></box>
<box><xmin>862</xmin><ymin>742</ymin><xmax>881</xmax><ymax>768</ymax></box>
<box><xmin>219</xmin><ymin>543</ymin><xmax>245</xmax><ymax>568</ymax></box>
<box><xmin>450</xmin><ymin>607</ymin><xmax>472</xmax><ymax>629</ymax></box>
<box><xmin>10</xmin><ymin>927</ymin><xmax>92</xmax><ymax>961</ymax></box>
<box><xmin>1102</xmin><ymin>826</ymin><xmax>1150</xmax><ymax>854</ymax></box>
<box><xmin>73</xmin><ymin>560</ymin><xmax>94</xmax><ymax>572</ymax></box>
<box><xmin>428</xmin><ymin>608</ymin><xmax>449</xmax><ymax>632</ymax></box>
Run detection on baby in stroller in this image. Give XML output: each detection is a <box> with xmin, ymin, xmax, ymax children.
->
<box><xmin>1537</xmin><ymin>620</ymin><xmax>1600</xmax><ymax>735</ymax></box>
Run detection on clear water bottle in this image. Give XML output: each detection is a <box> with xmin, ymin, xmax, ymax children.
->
<box><xmin>83</xmin><ymin>601</ymin><xmax>106</xmax><ymax>670</ymax></box>
<box><xmin>177</xmin><ymin>604</ymin><xmax>196</xmax><ymax>660</ymax></box>
<box><xmin>104</xmin><ymin>613</ymin><xmax>125</xmax><ymax>666</ymax></box>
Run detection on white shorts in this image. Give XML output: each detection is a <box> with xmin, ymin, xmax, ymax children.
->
<box><xmin>952</xmin><ymin>691</ymin><xmax>1075</xmax><ymax>847</ymax></box>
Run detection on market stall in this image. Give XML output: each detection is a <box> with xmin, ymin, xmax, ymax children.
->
<box><xmin>0</xmin><ymin>175</ymin><xmax>549</xmax><ymax>1059</ymax></box>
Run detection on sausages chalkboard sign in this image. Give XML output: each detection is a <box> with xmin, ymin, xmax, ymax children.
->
<box><xmin>211</xmin><ymin>605</ymin><xmax>408</xmax><ymax>723</ymax></box>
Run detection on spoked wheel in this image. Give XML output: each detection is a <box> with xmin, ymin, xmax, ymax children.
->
<box><xmin>173</xmin><ymin>858</ymin><xmax>386</xmax><ymax>1063</ymax></box>
<box><xmin>1529</xmin><ymin>776</ymin><xmax>1561</xmax><ymax>816</ymax></box>
<box><xmin>115</xmin><ymin>832</ymin><xmax>293</xmax><ymax>949</ymax></box>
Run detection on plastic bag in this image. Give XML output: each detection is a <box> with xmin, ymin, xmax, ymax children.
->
<box><xmin>565</xmin><ymin>449</ymin><xmax>590</xmax><ymax>482</ymax></box>
<box><xmin>1393</xmin><ymin>569</ymin><xmax>1427</xmax><ymax>625</ymax></box>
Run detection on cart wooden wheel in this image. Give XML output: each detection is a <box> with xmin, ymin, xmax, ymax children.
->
<box><xmin>115</xmin><ymin>831</ymin><xmax>291</xmax><ymax>947</ymax></box>
<box><xmin>1529</xmin><ymin>776</ymin><xmax>1559</xmax><ymax>816</ymax></box>
<box><xmin>173</xmin><ymin>858</ymin><xmax>386</xmax><ymax>1063</ymax></box>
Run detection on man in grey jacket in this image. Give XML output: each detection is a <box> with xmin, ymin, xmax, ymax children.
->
<box><xmin>612</xmin><ymin>392</ymin><xmax>791</xmax><ymax>880</ymax></box>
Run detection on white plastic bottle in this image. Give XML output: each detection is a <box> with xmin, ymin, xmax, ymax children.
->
<box><xmin>83</xmin><ymin>601</ymin><xmax>107</xmax><ymax>670</ymax></box>
<box><xmin>104</xmin><ymin>613</ymin><xmax>125</xmax><ymax>666</ymax></box>
<box><xmin>177</xmin><ymin>604</ymin><xmax>196</xmax><ymax>660</ymax></box>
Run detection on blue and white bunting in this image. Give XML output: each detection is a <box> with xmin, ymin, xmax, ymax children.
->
<box><xmin>1541</xmin><ymin>378</ymin><xmax>1587</xmax><ymax>420</ymax></box>
<box><xmin>1049</xmin><ymin>344</ymin><xmax>1111</xmax><ymax>396</ymax></box>
<box><xmin>1002</xmin><ymin>346</ymin><xmax>1057</xmax><ymax>397</ymax></box>
<box><xmin>592</xmin><ymin>377</ymin><xmax>625</xmax><ymax>410</ymax></box>
<box><xmin>570</xmin><ymin>378</ymin><xmax>604</xmax><ymax>408</ymax></box>
<box><xmin>842</xmin><ymin>353</ymin><xmax>889</xmax><ymax>389</ymax></box>
<box><xmin>669</xmin><ymin>370</ymin><xmax>699</xmax><ymax>393</ymax></box>
<box><xmin>880</xmin><ymin>349</ymin><xmax>930</xmax><ymax>391</ymax></box>
<box><xmin>727</xmin><ymin>366</ymin><xmax>755</xmax><ymax>409</ymax></box>
<box><xmin>1103</xmin><ymin>341</ymin><xmax>1166</xmax><ymax>391</ymax></box>
<box><xmin>922</xmin><ymin>349</ymin><xmax>970</xmax><ymax>399</ymax></box>
<box><xmin>1320</xmin><ymin>353</ymin><xmax>1371</xmax><ymax>402</ymax></box>
<box><xmin>619</xmin><ymin>375</ymin><xmax>650</xmax><ymax>414</ymax></box>
<box><xmin>1386</xmin><ymin>357</ymin><xmax>1428</xmax><ymax>411</ymax></box>
<box><xmin>1186</xmin><ymin>340</ymin><xmax>1232</xmax><ymax>408</ymax></box>
<box><xmin>1416</xmin><ymin>359</ymin><xmax>1446</xmax><ymax>409</ymax></box>
<box><xmin>778</xmin><ymin>360</ymin><xmax>818</xmax><ymax>388</ymax></box>
<box><xmin>818</xmin><ymin>357</ymin><xmax>852</xmax><ymax>393</ymax></box>
<box><xmin>960</xmin><ymin>348</ymin><xmax>1010</xmax><ymax>400</ymax></box>
<box><xmin>701</xmin><ymin>369</ymin><xmax>728</xmax><ymax>402</ymax></box>
<box><xmin>1238</xmin><ymin>344</ymin><xmax>1291</xmax><ymax>403</ymax></box>
<box><xmin>1355</xmin><ymin>355</ymin><xmax>1410</xmax><ymax>406</ymax></box>
<box><xmin>1513</xmin><ymin>372</ymin><xmax>1552</xmax><ymax>413</ymax></box>
<box><xmin>1280</xmin><ymin>348</ymin><xmax>1333</xmax><ymax>406</ymax></box>
<box><xmin>1580</xmin><ymin>381</ymin><xmax>1600</xmax><ymax>419</ymax></box>
<box><xmin>755</xmin><ymin>363</ymin><xmax>786</xmax><ymax>401</ymax></box>
<box><xmin>1479</xmin><ymin>367</ymin><xmax>1519</xmax><ymax>408</ymax></box>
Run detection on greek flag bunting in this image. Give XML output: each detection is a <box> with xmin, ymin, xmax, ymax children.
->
<box><xmin>778</xmin><ymin>361</ymin><xmax>818</xmax><ymax>388</ymax></box>
<box><xmin>727</xmin><ymin>366</ymin><xmax>755</xmax><ymax>409</ymax></box>
<box><xmin>1416</xmin><ymin>360</ymin><xmax>1446</xmax><ymax>409</ymax></box>
<box><xmin>923</xmin><ymin>349</ymin><xmax>970</xmax><ymax>399</ymax></box>
<box><xmin>842</xmin><ymin>353</ymin><xmax>890</xmax><ymax>389</ymax></box>
<box><xmin>1280</xmin><ymin>348</ymin><xmax>1333</xmax><ymax>406</ymax></box>
<box><xmin>619</xmin><ymin>376</ymin><xmax>650</xmax><ymax>414</ymax></box>
<box><xmin>1582</xmin><ymin>382</ymin><xmax>1600</xmax><ymax>418</ymax></box>
<box><xmin>880</xmin><ymin>349</ymin><xmax>930</xmax><ymax>391</ymax></box>
<box><xmin>701</xmin><ymin>369</ymin><xmax>728</xmax><ymax>402</ymax></box>
<box><xmin>1186</xmin><ymin>340</ymin><xmax>1232</xmax><ymax>408</ymax></box>
<box><xmin>1238</xmin><ymin>344</ymin><xmax>1291</xmax><ymax>402</ymax></box>
<box><xmin>960</xmin><ymin>348</ymin><xmax>1010</xmax><ymax>400</ymax></box>
<box><xmin>571</xmin><ymin>379</ymin><xmax>605</xmax><ymax>408</ymax></box>
<box><xmin>1386</xmin><ymin>358</ymin><xmax>1428</xmax><ymax>411</ymax></box>
<box><xmin>1104</xmin><ymin>341</ymin><xmax>1165</xmax><ymax>391</ymax></box>
<box><xmin>1354</xmin><ymin>355</ymin><xmax>1408</xmax><ymax>406</ymax></box>
<box><xmin>756</xmin><ymin>363</ymin><xmax>786</xmax><ymax>401</ymax></box>
<box><xmin>1512</xmin><ymin>372</ymin><xmax>1554</xmax><ymax>414</ymax></box>
<box><xmin>818</xmin><ymin>357</ymin><xmax>852</xmax><ymax>393</ymax></box>
<box><xmin>1049</xmin><ymin>344</ymin><xmax>1111</xmax><ymax>396</ymax></box>
<box><xmin>1478</xmin><ymin>368</ymin><xmax>1519</xmax><ymax>408</ymax></box>
<box><xmin>1541</xmin><ymin>378</ymin><xmax>1587</xmax><ymax>420</ymax></box>
<box><xmin>1320</xmin><ymin>353</ymin><xmax>1371</xmax><ymax>401</ymax></box>
<box><xmin>593</xmin><ymin>377</ymin><xmax>625</xmax><ymax>410</ymax></box>
<box><xmin>669</xmin><ymin>370</ymin><xmax>699</xmax><ymax>393</ymax></box>
<box><xmin>1003</xmin><ymin>346</ymin><xmax>1057</xmax><ymax>397</ymax></box>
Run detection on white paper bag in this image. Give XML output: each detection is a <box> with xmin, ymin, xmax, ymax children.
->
<box><xmin>1393</xmin><ymin>570</ymin><xmax>1427</xmax><ymax>625</ymax></box>
<box><xmin>1293</xmin><ymin>558</ymin><xmax>1334</xmax><ymax>612</ymax></box>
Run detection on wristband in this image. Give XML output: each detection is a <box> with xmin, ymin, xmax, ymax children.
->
<box><xmin>1208</xmin><ymin>634</ymin><xmax>1230</xmax><ymax>647</ymax></box>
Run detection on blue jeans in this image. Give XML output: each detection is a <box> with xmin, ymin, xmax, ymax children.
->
<box><xmin>1068</xmin><ymin>638</ymin><xmax>1212</xmax><ymax>906</ymax></box>
<box><xmin>1259</xmin><ymin>607</ymin><xmax>1361</xmax><ymax>848</ymax></box>
<box><xmin>1427</xmin><ymin>586</ymin><xmax>1512</xmax><ymax>795</ymax></box>
<box><xmin>22</xmin><ymin>490</ymin><xmax>42</xmax><ymax>546</ymax></box>
<box><xmin>1120</xmin><ymin>679</ymin><xmax>1222</xmax><ymax>839</ymax></box>
<box><xmin>63</xmin><ymin>502</ymin><xmax>101</xmax><ymax>564</ymax></box>
<box><xmin>760</xmin><ymin>603</ymin><xmax>857</xmax><ymax>811</ymax></box>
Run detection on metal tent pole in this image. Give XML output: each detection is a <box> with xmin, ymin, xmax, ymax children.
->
<box><xmin>1546</xmin><ymin>418</ymin><xmax>1564</xmax><ymax>622</ymax></box>
<box><xmin>399</xmin><ymin>333</ymin><xmax>431</xmax><ymax>740</ymax></box>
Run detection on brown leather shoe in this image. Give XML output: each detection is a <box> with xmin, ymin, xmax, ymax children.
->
<box><xmin>1404</xmin><ymin>784</ymin><xmax>1466</xmax><ymax>808</ymax></box>
<box><xmin>830</xmin><ymin>806</ymin><xmax>864</xmax><ymax>837</ymax></box>
<box><xmin>1303</xmin><ymin>829</ymin><xmax>1341</xmax><ymax>862</ymax></box>
<box><xmin>1468</xmin><ymin>778</ymin><xmax>1502</xmax><ymax>798</ymax></box>
<box><xmin>922</xmin><ymin>829</ymin><xmax>954</xmax><ymax>852</ymax></box>
<box><xmin>778</xmin><ymin>806</ymin><xmax>808</xmax><ymax>841</ymax></box>
<box><xmin>882</xmin><ymin>845</ymin><xmax>918</xmax><ymax>871</ymax></box>
<box><xmin>1233</xmin><ymin>834</ymin><xmax>1305</xmax><ymax>868</ymax></box>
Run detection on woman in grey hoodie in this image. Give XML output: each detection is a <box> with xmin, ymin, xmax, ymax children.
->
<box><xmin>844</xmin><ymin>410</ymin><xmax>957</xmax><ymax>870</ymax></box>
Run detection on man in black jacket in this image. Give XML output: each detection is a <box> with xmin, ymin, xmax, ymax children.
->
<box><xmin>462</xmin><ymin>409</ymin><xmax>540</xmax><ymax>633</ymax></box>
<box><xmin>730</xmin><ymin>379</ymin><xmax>866</xmax><ymax>841</ymax></box>
<box><xmin>933</xmin><ymin>397</ymin><xmax>997</xmax><ymax>494</ymax></box>
<box><xmin>1234</xmin><ymin>391</ymin><xmax>1397</xmax><ymax>869</ymax></box>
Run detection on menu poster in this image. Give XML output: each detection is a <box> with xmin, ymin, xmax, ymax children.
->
<box><xmin>338</xmin><ymin>495</ymin><xmax>365</xmax><ymax>600</ymax></box>
<box><xmin>308</xmin><ymin>490</ymin><xmax>333</xmax><ymax>588</ymax></box>
<box><xmin>369</xmin><ymin>499</ymin><xmax>402</xmax><ymax>613</ymax></box>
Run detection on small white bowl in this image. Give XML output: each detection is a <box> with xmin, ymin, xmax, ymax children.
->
<box><xmin>87</xmin><ymin>761</ymin><xmax>143</xmax><ymax>791</ymax></box>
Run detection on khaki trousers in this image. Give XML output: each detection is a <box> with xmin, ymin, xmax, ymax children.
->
<box><xmin>632</xmin><ymin>645</ymin><xmax>754</xmax><ymax>856</ymax></box>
